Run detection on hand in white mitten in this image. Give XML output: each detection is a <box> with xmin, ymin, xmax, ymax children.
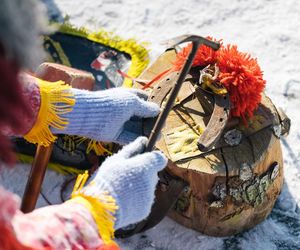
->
<box><xmin>83</xmin><ymin>137</ymin><xmax>168</xmax><ymax>229</ymax></box>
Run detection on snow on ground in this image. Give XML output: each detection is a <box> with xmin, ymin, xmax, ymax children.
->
<box><xmin>1</xmin><ymin>0</ymin><xmax>300</xmax><ymax>249</ymax></box>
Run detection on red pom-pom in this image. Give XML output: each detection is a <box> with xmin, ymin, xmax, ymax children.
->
<box><xmin>217</xmin><ymin>45</ymin><xmax>266</xmax><ymax>122</ymax></box>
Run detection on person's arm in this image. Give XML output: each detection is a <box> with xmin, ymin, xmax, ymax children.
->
<box><xmin>2</xmin><ymin>73</ymin><xmax>41</xmax><ymax>137</ymax></box>
<box><xmin>12</xmin><ymin>201</ymin><xmax>115</xmax><ymax>250</ymax></box>
<box><xmin>1</xmin><ymin>137</ymin><xmax>167</xmax><ymax>250</ymax></box>
<box><xmin>1</xmin><ymin>186</ymin><xmax>108</xmax><ymax>250</ymax></box>
<box><xmin>6</xmin><ymin>72</ymin><xmax>159</xmax><ymax>147</ymax></box>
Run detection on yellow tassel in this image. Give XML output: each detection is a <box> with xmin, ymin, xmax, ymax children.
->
<box><xmin>69</xmin><ymin>136</ymin><xmax>112</xmax><ymax>156</ymax></box>
<box><xmin>71</xmin><ymin>171</ymin><xmax>90</xmax><ymax>195</ymax></box>
<box><xmin>24</xmin><ymin>78</ymin><xmax>75</xmax><ymax>146</ymax></box>
<box><xmin>86</xmin><ymin>140</ymin><xmax>112</xmax><ymax>156</ymax></box>
<box><xmin>69</xmin><ymin>171</ymin><xmax>118</xmax><ymax>245</ymax></box>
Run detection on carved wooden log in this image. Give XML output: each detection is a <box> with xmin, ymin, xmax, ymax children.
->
<box><xmin>135</xmin><ymin>49</ymin><xmax>287</xmax><ymax>236</ymax></box>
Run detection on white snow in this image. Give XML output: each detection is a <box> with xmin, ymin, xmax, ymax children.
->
<box><xmin>1</xmin><ymin>0</ymin><xmax>300</xmax><ymax>249</ymax></box>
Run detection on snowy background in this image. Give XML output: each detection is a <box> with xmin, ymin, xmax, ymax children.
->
<box><xmin>1</xmin><ymin>0</ymin><xmax>300</xmax><ymax>249</ymax></box>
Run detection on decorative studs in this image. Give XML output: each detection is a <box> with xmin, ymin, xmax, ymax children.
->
<box><xmin>224</xmin><ymin>129</ymin><xmax>242</xmax><ymax>146</ymax></box>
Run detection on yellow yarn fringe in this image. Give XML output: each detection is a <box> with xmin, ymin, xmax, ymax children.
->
<box><xmin>69</xmin><ymin>171</ymin><xmax>118</xmax><ymax>245</ymax></box>
<box><xmin>24</xmin><ymin>78</ymin><xmax>75</xmax><ymax>146</ymax></box>
<box><xmin>57</xmin><ymin>22</ymin><xmax>150</xmax><ymax>87</ymax></box>
<box><xmin>61</xmin><ymin>136</ymin><xmax>112</xmax><ymax>156</ymax></box>
<box><xmin>87</xmin><ymin>140</ymin><xmax>112</xmax><ymax>156</ymax></box>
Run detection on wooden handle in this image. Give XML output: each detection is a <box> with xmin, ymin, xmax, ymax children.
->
<box><xmin>21</xmin><ymin>144</ymin><xmax>53</xmax><ymax>213</ymax></box>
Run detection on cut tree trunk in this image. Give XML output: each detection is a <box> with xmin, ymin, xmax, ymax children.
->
<box><xmin>135</xmin><ymin>49</ymin><xmax>284</xmax><ymax>236</ymax></box>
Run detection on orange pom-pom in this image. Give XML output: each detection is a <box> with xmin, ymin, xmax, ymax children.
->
<box><xmin>217</xmin><ymin>45</ymin><xmax>266</xmax><ymax>122</ymax></box>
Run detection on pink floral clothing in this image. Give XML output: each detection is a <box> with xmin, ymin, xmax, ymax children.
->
<box><xmin>3</xmin><ymin>72</ymin><xmax>40</xmax><ymax>136</ymax></box>
<box><xmin>0</xmin><ymin>186</ymin><xmax>118</xmax><ymax>250</ymax></box>
<box><xmin>13</xmin><ymin>201</ymin><xmax>103</xmax><ymax>249</ymax></box>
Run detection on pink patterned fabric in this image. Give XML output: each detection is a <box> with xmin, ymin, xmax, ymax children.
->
<box><xmin>0</xmin><ymin>186</ymin><xmax>107</xmax><ymax>250</ymax></box>
<box><xmin>0</xmin><ymin>186</ymin><xmax>19</xmax><ymax>224</ymax></box>
<box><xmin>13</xmin><ymin>204</ymin><xmax>103</xmax><ymax>249</ymax></box>
<box><xmin>3</xmin><ymin>72</ymin><xmax>41</xmax><ymax>136</ymax></box>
